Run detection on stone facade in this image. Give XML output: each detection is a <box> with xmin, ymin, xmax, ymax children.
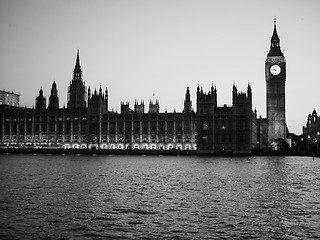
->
<box><xmin>265</xmin><ymin>19</ymin><xmax>288</xmax><ymax>144</ymax></box>
<box><xmin>196</xmin><ymin>84</ymin><xmax>258</xmax><ymax>154</ymax></box>
<box><xmin>0</xmin><ymin>21</ymin><xmax>291</xmax><ymax>154</ymax></box>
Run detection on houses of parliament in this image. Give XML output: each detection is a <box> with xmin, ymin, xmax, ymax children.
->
<box><xmin>0</xmin><ymin>21</ymin><xmax>290</xmax><ymax>154</ymax></box>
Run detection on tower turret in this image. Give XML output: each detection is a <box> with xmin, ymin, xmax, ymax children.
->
<box><xmin>232</xmin><ymin>84</ymin><xmax>252</xmax><ymax>115</ymax></box>
<box><xmin>105</xmin><ymin>87</ymin><xmax>108</xmax><ymax>112</ymax></box>
<box><xmin>196</xmin><ymin>85</ymin><xmax>217</xmax><ymax>153</ymax></box>
<box><xmin>134</xmin><ymin>100</ymin><xmax>145</xmax><ymax>113</ymax></box>
<box><xmin>247</xmin><ymin>83</ymin><xmax>252</xmax><ymax>101</ymax></box>
<box><xmin>184</xmin><ymin>86</ymin><xmax>192</xmax><ymax>113</ymax></box>
<box><xmin>149</xmin><ymin>99</ymin><xmax>159</xmax><ymax>113</ymax></box>
<box><xmin>87</xmin><ymin>85</ymin><xmax>108</xmax><ymax>115</ymax></box>
<box><xmin>35</xmin><ymin>88</ymin><xmax>46</xmax><ymax>109</ymax></box>
<box><xmin>48</xmin><ymin>80</ymin><xmax>59</xmax><ymax>110</ymax></box>
<box><xmin>99</xmin><ymin>85</ymin><xmax>102</xmax><ymax>95</ymax></box>
<box><xmin>88</xmin><ymin>87</ymin><xmax>91</xmax><ymax>98</ymax></box>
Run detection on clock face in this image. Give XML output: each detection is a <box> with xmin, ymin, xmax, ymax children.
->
<box><xmin>270</xmin><ymin>65</ymin><xmax>281</xmax><ymax>75</ymax></box>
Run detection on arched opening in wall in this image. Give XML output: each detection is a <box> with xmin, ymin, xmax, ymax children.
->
<box><xmin>176</xmin><ymin>144</ymin><xmax>182</xmax><ymax>150</ymax></box>
<box><xmin>81</xmin><ymin>144</ymin><xmax>87</xmax><ymax>149</ymax></box>
<box><xmin>72</xmin><ymin>144</ymin><xmax>79</xmax><ymax>149</ymax></box>
<box><xmin>90</xmin><ymin>144</ymin><xmax>98</xmax><ymax>150</ymax></box>
<box><xmin>167</xmin><ymin>144</ymin><xmax>173</xmax><ymax>150</ymax></box>
<box><xmin>100</xmin><ymin>144</ymin><xmax>107</xmax><ymax>149</ymax></box>
<box><xmin>64</xmin><ymin>144</ymin><xmax>70</xmax><ymax>149</ymax></box>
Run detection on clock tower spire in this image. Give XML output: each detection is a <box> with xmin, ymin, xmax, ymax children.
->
<box><xmin>268</xmin><ymin>17</ymin><xmax>283</xmax><ymax>57</ymax></box>
<box><xmin>265</xmin><ymin>19</ymin><xmax>287</xmax><ymax>145</ymax></box>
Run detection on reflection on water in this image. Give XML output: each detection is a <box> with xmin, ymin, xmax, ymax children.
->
<box><xmin>0</xmin><ymin>154</ymin><xmax>320</xmax><ymax>239</ymax></box>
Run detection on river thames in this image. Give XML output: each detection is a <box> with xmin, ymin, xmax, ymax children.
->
<box><xmin>0</xmin><ymin>154</ymin><xmax>319</xmax><ymax>239</ymax></box>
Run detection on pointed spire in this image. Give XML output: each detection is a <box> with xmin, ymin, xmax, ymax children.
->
<box><xmin>50</xmin><ymin>80</ymin><xmax>57</xmax><ymax>95</ymax></box>
<box><xmin>233</xmin><ymin>83</ymin><xmax>237</xmax><ymax>92</ymax></box>
<box><xmin>271</xmin><ymin>17</ymin><xmax>280</xmax><ymax>44</ymax></box>
<box><xmin>74</xmin><ymin>49</ymin><xmax>82</xmax><ymax>73</ymax></box>
<box><xmin>76</xmin><ymin>49</ymin><xmax>80</xmax><ymax>66</ymax></box>
<box><xmin>312</xmin><ymin>109</ymin><xmax>318</xmax><ymax>117</ymax></box>
<box><xmin>268</xmin><ymin>18</ymin><xmax>283</xmax><ymax>57</ymax></box>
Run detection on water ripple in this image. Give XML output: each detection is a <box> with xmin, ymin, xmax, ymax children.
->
<box><xmin>1</xmin><ymin>155</ymin><xmax>320</xmax><ymax>239</ymax></box>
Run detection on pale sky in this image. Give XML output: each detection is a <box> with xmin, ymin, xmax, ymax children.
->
<box><xmin>0</xmin><ymin>0</ymin><xmax>319</xmax><ymax>134</ymax></box>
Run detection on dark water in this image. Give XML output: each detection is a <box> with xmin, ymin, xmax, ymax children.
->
<box><xmin>0</xmin><ymin>154</ymin><xmax>320</xmax><ymax>239</ymax></box>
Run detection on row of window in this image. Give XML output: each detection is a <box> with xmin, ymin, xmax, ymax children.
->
<box><xmin>200</xmin><ymin>134</ymin><xmax>248</xmax><ymax>144</ymax></box>
<box><xmin>3</xmin><ymin>122</ymin><xmax>196</xmax><ymax>134</ymax></box>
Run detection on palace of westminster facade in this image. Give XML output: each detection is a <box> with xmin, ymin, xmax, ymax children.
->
<box><xmin>0</xmin><ymin>21</ymin><xmax>290</xmax><ymax>154</ymax></box>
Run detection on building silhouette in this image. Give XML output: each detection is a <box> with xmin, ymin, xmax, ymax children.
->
<box><xmin>48</xmin><ymin>81</ymin><xmax>59</xmax><ymax>110</ymax></box>
<box><xmin>303</xmin><ymin>109</ymin><xmax>320</xmax><ymax>154</ymax></box>
<box><xmin>35</xmin><ymin>88</ymin><xmax>46</xmax><ymax>109</ymax></box>
<box><xmin>67</xmin><ymin>49</ymin><xmax>87</xmax><ymax>108</ymax></box>
<box><xmin>0</xmin><ymin>21</ymin><xmax>292</xmax><ymax>153</ymax></box>
<box><xmin>265</xmin><ymin>19</ymin><xmax>287</xmax><ymax>144</ymax></box>
<box><xmin>196</xmin><ymin>84</ymin><xmax>258</xmax><ymax>154</ymax></box>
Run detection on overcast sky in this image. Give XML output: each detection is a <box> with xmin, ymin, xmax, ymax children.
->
<box><xmin>1</xmin><ymin>0</ymin><xmax>319</xmax><ymax>134</ymax></box>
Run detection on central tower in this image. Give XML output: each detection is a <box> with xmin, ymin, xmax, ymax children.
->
<box><xmin>67</xmin><ymin>50</ymin><xmax>87</xmax><ymax>108</ymax></box>
<box><xmin>265</xmin><ymin>19</ymin><xmax>287</xmax><ymax>144</ymax></box>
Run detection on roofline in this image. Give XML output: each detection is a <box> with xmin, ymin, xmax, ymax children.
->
<box><xmin>0</xmin><ymin>89</ymin><xmax>21</xmax><ymax>96</ymax></box>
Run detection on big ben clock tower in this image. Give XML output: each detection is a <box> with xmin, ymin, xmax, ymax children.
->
<box><xmin>266</xmin><ymin>19</ymin><xmax>287</xmax><ymax>144</ymax></box>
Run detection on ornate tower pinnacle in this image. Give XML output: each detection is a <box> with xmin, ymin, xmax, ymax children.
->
<box><xmin>73</xmin><ymin>49</ymin><xmax>82</xmax><ymax>81</ymax></box>
<box><xmin>75</xmin><ymin>49</ymin><xmax>81</xmax><ymax>71</ymax></box>
<box><xmin>268</xmin><ymin>18</ymin><xmax>283</xmax><ymax>57</ymax></box>
<box><xmin>67</xmin><ymin>49</ymin><xmax>87</xmax><ymax>108</ymax></box>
